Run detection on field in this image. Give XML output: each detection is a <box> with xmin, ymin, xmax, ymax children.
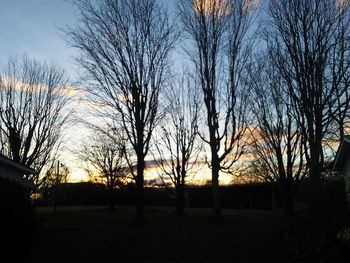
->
<box><xmin>27</xmin><ymin>206</ymin><xmax>295</xmax><ymax>263</ymax></box>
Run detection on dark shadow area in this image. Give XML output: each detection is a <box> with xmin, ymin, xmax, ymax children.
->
<box><xmin>290</xmin><ymin>179</ymin><xmax>350</xmax><ymax>262</ymax></box>
<box><xmin>28</xmin><ymin>178</ymin><xmax>350</xmax><ymax>263</ymax></box>
<box><xmin>0</xmin><ymin>178</ymin><xmax>39</xmax><ymax>263</ymax></box>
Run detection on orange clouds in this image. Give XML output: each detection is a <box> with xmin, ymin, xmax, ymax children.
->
<box><xmin>194</xmin><ymin>0</ymin><xmax>230</xmax><ymax>16</ymax></box>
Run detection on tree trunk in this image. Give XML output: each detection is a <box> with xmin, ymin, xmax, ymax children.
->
<box><xmin>212</xmin><ymin>155</ymin><xmax>221</xmax><ymax>219</ymax></box>
<box><xmin>135</xmin><ymin>157</ymin><xmax>145</xmax><ymax>224</ymax></box>
<box><xmin>281</xmin><ymin>180</ymin><xmax>295</xmax><ymax>216</ymax></box>
<box><xmin>308</xmin><ymin>142</ymin><xmax>322</xmax><ymax>208</ymax></box>
<box><xmin>175</xmin><ymin>184</ymin><xmax>185</xmax><ymax>215</ymax></box>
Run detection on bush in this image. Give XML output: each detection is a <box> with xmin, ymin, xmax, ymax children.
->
<box><xmin>0</xmin><ymin>178</ymin><xmax>38</xmax><ymax>262</ymax></box>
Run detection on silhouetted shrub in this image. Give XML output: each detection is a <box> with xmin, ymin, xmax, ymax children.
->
<box><xmin>0</xmin><ymin>178</ymin><xmax>38</xmax><ymax>262</ymax></box>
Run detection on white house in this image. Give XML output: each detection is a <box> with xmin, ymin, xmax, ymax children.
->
<box><xmin>333</xmin><ymin>135</ymin><xmax>350</xmax><ymax>201</ymax></box>
<box><xmin>0</xmin><ymin>154</ymin><xmax>36</xmax><ymax>189</ymax></box>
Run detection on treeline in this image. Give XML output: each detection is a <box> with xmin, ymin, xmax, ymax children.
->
<box><xmin>37</xmin><ymin>179</ymin><xmax>347</xmax><ymax>211</ymax></box>
<box><xmin>37</xmin><ymin>182</ymin><xmax>281</xmax><ymax>209</ymax></box>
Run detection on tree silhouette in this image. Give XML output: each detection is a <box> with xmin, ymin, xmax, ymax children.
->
<box><xmin>154</xmin><ymin>72</ymin><xmax>202</xmax><ymax>215</ymax></box>
<box><xmin>179</xmin><ymin>0</ymin><xmax>257</xmax><ymax>218</ymax></box>
<box><xmin>41</xmin><ymin>161</ymin><xmax>70</xmax><ymax>190</ymax></box>
<box><xmin>41</xmin><ymin>161</ymin><xmax>70</xmax><ymax>216</ymax></box>
<box><xmin>78</xmin><ymin>130</ymin><xmax>129</xmax><ymax>210</ymax></box>
<box><xmin>0</xmin><ymin>56</ymin><xmax>71</xmax><ymax>187</ymax></box>
<box><xmin>247</xmin><ymin>55</ymin><xmax>307</xmax><ymax>215</ymax></box>
<box><xmin>65</xmin><ymin>0</ymin><xmax>178</xmax><ymax>222</ymax></box>
<box><xmin>267</xmin><ymin>0</ymin><xmax>350</xmax><ymax>198</ymax></box>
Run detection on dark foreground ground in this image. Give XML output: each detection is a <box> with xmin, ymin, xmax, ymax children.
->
<box><xmin>27</xmin><ymin>206</ymin><xmax>295</xmax><ymax>263</ymax></box>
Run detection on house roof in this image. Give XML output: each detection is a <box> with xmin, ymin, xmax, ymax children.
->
<box><xmin>0</xmin><ymin>154</ymin><xmax>36</xmax><ymax>174</ymax></box>
<box><xmin>0</xmin><ymin>154</ymin><xmax>37</xmax><ymax>175</ymax></box>
<box><xmin>0</xmin><ymin>155</ymin><xmax>36</xmax><ymax>189</ymax></box>
<box><xmin>333</xmin><ymin>136</ymin><xmax>350</xmax><ymax>171</ymax></box>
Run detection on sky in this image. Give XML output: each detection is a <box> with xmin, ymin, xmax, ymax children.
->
<box><xmin>0</xmin><ymin>0</ymin><xmax>97</xmax><ymax>181</ymax></box>
<box><xmin>0</xmin><ymin>0</ymin><xmax>243</xmax><ymax>185</ymax></box>
<box><xmin>0</xmin><ymin>0</ymin><xmax>79</xmax><ymax>78</ymax></box>
<box><xmin>0</xmin><ymin>0</ymin><xmax>179</xmax><ymax>76</ymax></box>
<box><xmin>0</xmin><ymin>0</ymin><xmax>223</xmax><ymax>184</ymax></box>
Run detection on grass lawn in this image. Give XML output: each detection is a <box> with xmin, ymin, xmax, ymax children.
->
<box><xmin>26</xmin><ymin>206</ymin><xmax>295</xmax><ymax>263</ymax></box>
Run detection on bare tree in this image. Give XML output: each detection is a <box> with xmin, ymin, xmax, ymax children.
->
<box><xmin>179</xmin><ymin>0</ymin><xmax>257</xmax><ymax>218</ymax></box>
<box><xmin>0</xmin><ymin>56</ymin><xmax>71</xmax><ymax>187</ymax></box>
<box><xmin>267</xmin><ymin>0</ymin><xmax>350</xmax><ymax>196</ymax></box>
<box><xmin>78</xmin><ymin>130</ymin><xmax>129</xmax><ymax>210</ymax></box>
<box><xmin>41</xmin><ymin>161</ymin><xmax>70</xmax><ymax>190</ymax></box>
<box><xmin>247</xmin><ymin>56</ymin><xmax>307</xmax><ymax>215</ymax></box>
<box><xmin>154</xmin><ymin>73</ymin><xmax>201</xmax><ymax>215</ymax></box>
<box><xmin>65</xmin><ymin>0</ymin><xmax>178</xmax><ymax>222</ymax></box>
<box><xmin>41</xmin><ymin>160</ymin><xmax>70</xmax><ymax>216</ymax></box>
